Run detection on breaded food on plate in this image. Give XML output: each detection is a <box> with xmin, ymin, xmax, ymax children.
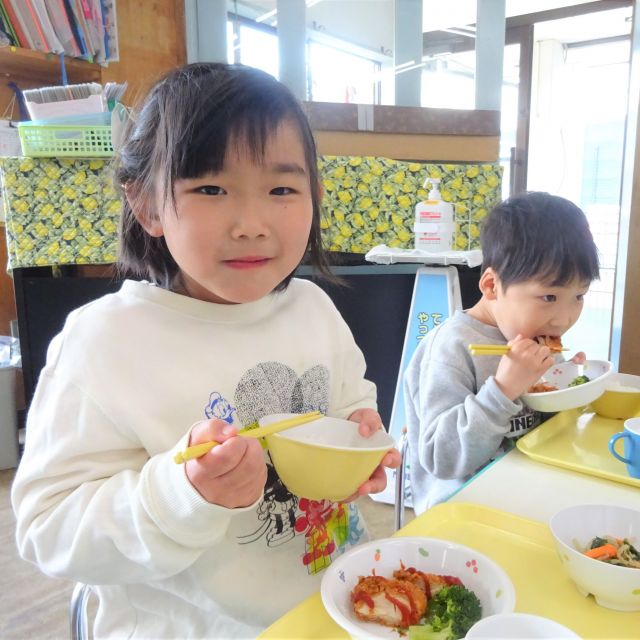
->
<box><xmin>351</xmin><ymin>574</ymin><xmax>427</xmax><ymax>627</ymax></box>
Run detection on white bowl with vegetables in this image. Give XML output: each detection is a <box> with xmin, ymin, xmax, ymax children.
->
<box><xmin>320</xmin><ymin>536</ymin><xmax>515</xmax><ymax>640</ymax></box>
<box><xmin>522</xmin><ymin>360</ymin><xmax>613</xmax><ymax>413</ymax></box>
<box><xmin>549</xmin><ymin>503</ymin><xmax>640</xmax><ymax>611</ymax></box>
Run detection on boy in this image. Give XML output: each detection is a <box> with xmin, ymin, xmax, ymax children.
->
<box><xmin>404</xmin><ymin>192</ymin><xmax>599</xmax><ymax>514</ymax></box>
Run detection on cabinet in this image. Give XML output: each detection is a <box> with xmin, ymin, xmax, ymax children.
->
<box><xmin>0</xmin><ymin>0</ymin><xmax>187</xmax><ymax>336</ymax></box>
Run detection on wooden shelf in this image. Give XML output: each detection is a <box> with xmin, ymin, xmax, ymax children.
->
<box><xmin>0</xmin><ymin>47</ymin><xmax>102</xmax><ymax>85</ymax></box>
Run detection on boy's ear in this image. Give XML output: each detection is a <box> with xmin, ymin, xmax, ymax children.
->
<box><xmin>479</xmin><ymin>267</ymin><xmax>499</xmax><ymax>301</ymax></box>
<box><xmin>124</xmin><ymin>183</ymin><xmax>164</xmax><ymax>238</ymax></box>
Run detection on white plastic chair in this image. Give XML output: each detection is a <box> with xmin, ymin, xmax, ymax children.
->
<box><xmin>70</xmin><ymin>582</ymin><xmax>92</xmax><ymax>640</ymax></box>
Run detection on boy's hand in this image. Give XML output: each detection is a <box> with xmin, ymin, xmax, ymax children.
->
<box><xmin>185</xmin><ymin>419</ymin><xmax>267</xmax><ymax>508</ymax></box>
<box><xmin>570</xmin><ymin>351</ymin><xmax>587</xmax><ymax>364</ymax></box>
<box><xmin>341</xmin><ymin>408</ymin><xmax>402</xmax><ymax>502</ymax></box>
<box><xmin>495</xmin><ymin>334</ymin><xmax>556</xmax><ymax>401</ymax></box>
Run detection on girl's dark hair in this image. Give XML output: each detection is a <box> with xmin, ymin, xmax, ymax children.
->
<box><xmin>115</xmin><ymin>62</ymin><xmax>334</xmax><ymax>290</ymax></box>
<box><xmin>480</xmin><ymin>191</ymin><xmax>600</xmax><ymax>289</ymax></box>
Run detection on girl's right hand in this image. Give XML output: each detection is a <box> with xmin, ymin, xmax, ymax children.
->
<box><xmin>185</xmin><ymin>419</ymin><xmax>267</xmax><ymax>508</ymax></box>
<box><xmin>494</xmin><ymin>334</ymin><xmax>556</xmax><ymax>401</ymax></box>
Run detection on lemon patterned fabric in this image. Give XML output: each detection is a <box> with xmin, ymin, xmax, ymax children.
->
<box><xmin>319</xmin><ymin>156</ymin><xmax>502</xmax><ymax>253</ymax></box>
<box><xmin>0</xmin><ymin>156</ymin><xmax>502</xmax><ymax>269</ymax></box>
<box><xmin>0</xmin><ymin>156</ymin><xmax>120</xmax><ymax>269</ymax></box>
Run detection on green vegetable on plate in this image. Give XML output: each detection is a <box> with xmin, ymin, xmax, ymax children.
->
<box><xmin>568</xmin><ymin>374</ymin><xmax>590</xmax><ymax>387</ymax></box>
<box><xmin>408</xmin><ymin>584</ymin><xmax>482</xmax><ymax>640</ymax></box>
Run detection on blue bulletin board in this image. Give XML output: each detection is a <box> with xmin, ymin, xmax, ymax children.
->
<box><xmin>374</xmin><ymin>266</ymin><xmax>463</xmax><ymax>505</ymax></box>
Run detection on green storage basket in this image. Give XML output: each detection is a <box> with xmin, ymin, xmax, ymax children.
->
<box><xmin>18</xmin><ymin>124</ymin><xmax>114</xmax><ymax>158</ymax></box>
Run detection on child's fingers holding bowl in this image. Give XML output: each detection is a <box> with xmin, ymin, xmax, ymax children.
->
<box><xmin>382</xmin><ymin>448</ymin><xmax>402</xmax><ymax>469</ymax></box>
<box><xmin>570</xmin><ymin>351</ymin><xmax>586</xmax><ymax>364</ymax></box>
<box><xmin>348</xmin><ymin>407</ymin><xmax>384</xmax><ymax>437</ymax></box>
<box><xmin>355</xmin><ymin>463</ymin><xmax>389</xmax><ymax>497</ymax></box>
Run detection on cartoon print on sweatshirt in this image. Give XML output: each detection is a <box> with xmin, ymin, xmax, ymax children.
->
<box><xmin>238</xmin><ymin>465</ymin><xmax>299</xmax><ymax>547</ymax></box>
<box><xmin>204</xmin><ymin>391</ymin><xmax>236</xmax><ymax>424</ymax></box>
<box><xmin>227</xmin><ymin>361</ymin><xmax>364</xmax><ymax>574</ymax></box>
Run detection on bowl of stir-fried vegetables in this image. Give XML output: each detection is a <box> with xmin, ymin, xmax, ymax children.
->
<box><xmin>549</xmin><ymin>504</ymin><xmax>640</xmax><ymax>611</ymax></box>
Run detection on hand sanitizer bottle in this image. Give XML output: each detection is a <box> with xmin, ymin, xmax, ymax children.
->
<box><xmin>413</xmin><ymin>178</ymin><xmax>456</xmax><ymax>252</ymax></box>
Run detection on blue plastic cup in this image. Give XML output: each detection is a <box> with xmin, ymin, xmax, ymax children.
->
<box><xmin>609</xmin><ymin>417</ymin><xmax>640</xmax><ymax>478</ymax></box>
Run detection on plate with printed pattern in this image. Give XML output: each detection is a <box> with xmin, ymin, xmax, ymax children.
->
<box><xmin>320</xmin><ymin>536</ymin><xmax>516</xmax><ymax>639</ymax></box>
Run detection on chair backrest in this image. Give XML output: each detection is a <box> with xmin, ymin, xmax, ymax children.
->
<box><xmin>394</xmin><ymin>427</ymin><xmax>409</xmax><ymax>532</ymax></box>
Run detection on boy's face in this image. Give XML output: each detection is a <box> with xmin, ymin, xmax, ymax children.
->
<box><xmin>485</xmin><ymin>270</ymin><xmax>589</xmax><ymax>342</ymax></box>
<box><xmin>142</xmin><ymin>119</ymin><xmax>314</xmax><ymax>304</ymax></box>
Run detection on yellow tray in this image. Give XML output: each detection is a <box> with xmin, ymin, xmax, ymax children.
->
<box><xmin>517</xmin><ymin>409</ymin><xmax>640</xmax><ymax>488</ymax></box>
<box><xmin>259</xmin><ymin>502</ymin><xmax>640</xmax><ymax>639</ymax></box>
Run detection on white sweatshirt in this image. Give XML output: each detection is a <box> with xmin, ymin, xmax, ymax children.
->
<box><xmin>12</xmin><ymin>279</ymin><xmax>377</xmax><ymax>639</ymax></box>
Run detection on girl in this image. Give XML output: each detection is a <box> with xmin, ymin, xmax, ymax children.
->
<box><xmin>12</xmin><ymin>63</ymin><xmax>400</xmax><ymax>638</ymax></box>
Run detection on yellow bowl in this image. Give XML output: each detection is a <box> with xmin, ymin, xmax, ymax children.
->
<box><xmin>590</xmin><ymin>373</ymin><xmax>640</xmax><ymax>420</ymax></box>
<box><xmin>261</xmin><ymin>413</ymin><xmax>395</xmax><ymax>501</ymax></box>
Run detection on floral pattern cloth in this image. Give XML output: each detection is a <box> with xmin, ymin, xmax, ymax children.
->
<box><xmin>0</xmin><ymin>156</ymin><xmax>120</xmax><ymax>269</ymax></box>
<box><xmin>319</xmin><ymin>155</ymin><xmax>503</xmax><ymax>254</ymax></box>
<box><xmin>0</xmin><ymin>156</ymin><xmax>502</xmax><ymax>269</ymax></box>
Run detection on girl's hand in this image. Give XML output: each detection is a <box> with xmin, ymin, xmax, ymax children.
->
<box><xmin>494</xmin><ymin>334</ymin><xmax>556</xmax><ymax>401</ymax></box>
<box><xmin>341</xmin><ymin>408</ymin><xmax>402</xmax><ymax>501</ymax></box>
<box><xmin>185</xmin><ymin>419</ymin><xmax>267</xmax><ymax>508</ymax></box>
<box><xmin>349</xmin><ymin>407</ymin><xmax>384</xmax><ymax>437</ymax></box>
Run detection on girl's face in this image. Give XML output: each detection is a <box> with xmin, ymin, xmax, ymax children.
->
<box><xmin>488</xmin><ymin>272</ymin><xmax>589</xmax><ymax>342</ymax></box>
<box><xmin>149</xmin><ymin>120</ymin><xmax>314</xmax><ymax>304</ymax></box>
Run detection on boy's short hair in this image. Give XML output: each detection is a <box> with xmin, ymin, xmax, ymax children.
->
<box><xmin>480</xmin><ymin>191</ymin><xmax>600</xmax><ymax>289</ymax></box>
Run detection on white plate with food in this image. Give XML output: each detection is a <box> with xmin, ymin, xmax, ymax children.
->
<box><xmin>522</xmin><ymin>359</ymin><xmax>613</xmax><ymax>413</ymax></box>
<box><xmin>320</xmin><ymin>536</ymin><xmax>516</xmax><ymax>640</ymax></box>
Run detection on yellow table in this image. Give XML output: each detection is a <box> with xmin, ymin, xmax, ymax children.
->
<box><xmin>261</xmin><ymin>431</ymin><xmax>640</xmax><ymax>640</ymax></box>
<box><xmin>260</xmin><ymin>501</ymin><xmax>640</xmax><ymax>639</ymax></box>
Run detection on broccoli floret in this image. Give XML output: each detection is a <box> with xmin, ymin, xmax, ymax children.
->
<box><xmin>408</xmin><ymin>624</ymin><xmax>451</xmax><ymax>640</ymax></box>
<box><xmin>408</xmin><ymin>585</ymin><xmax>482</xmax><ymax>640</ymax></box>
<box><xmin>568</xmin><ymin>374</ymin><xmax>590</xmax><ymax>387</ymax></box>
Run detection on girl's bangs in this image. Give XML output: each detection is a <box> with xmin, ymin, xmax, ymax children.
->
<box><xmin>173</xmin><ymin>102</ymin><xmax>299</xmax><ymax>181</ymax></box>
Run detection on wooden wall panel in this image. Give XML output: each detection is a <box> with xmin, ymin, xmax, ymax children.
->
<box><xmin>100</xmin><ymin>0</ymin><xmax>187</xmax><ymax>106</ymax></box>
<box><xmin>314</xmin><ymin>131</ymin><xmax>500</xmax><ymax>163</ymax></box>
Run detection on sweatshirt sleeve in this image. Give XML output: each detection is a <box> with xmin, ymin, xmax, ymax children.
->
<box><xmin>11</xmin><ymin>365</ymin><xmax>256</xmax><ymax>586</ymax></box>
<box><xmin>404</xmin><ymin>337</ymin><xmax>522</xmax><ymax>480</ymax></box>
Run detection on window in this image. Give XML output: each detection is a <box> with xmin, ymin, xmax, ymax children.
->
<box><xmin>528</xmin><ymin>37</ymin><xmax>631</xmax><ymax>361</ymax></box>
<box><xmin>226</xmin><ymin>15</ymin><xmax>382</xmax><ymax>103</ymax></box>
<box><xmin>238</xmin><ymin>24</ymin><xmax>279</xmax><ymax>79</ymax></box>
<box><xmin>308</xmin><ymin>41</ymin><xmax>379</xmax><ymax>103</ymax></box>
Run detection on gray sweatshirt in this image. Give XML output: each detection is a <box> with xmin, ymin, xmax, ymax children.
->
<box><xmin>403</xmin><ymin>310</ymin><xmax>546</xmax><ymax>514</ymax></box>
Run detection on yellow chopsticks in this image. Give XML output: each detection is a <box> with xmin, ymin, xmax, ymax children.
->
<box><xmin>173</xmin><ymin>410</ymin><xmax>323</xmax><ymax>464</ymax></box>
<box><xmin>468</xmin><ymin>344</ymin><xmax>511</xmax><ymax>356</ymax></box>
<box><xmin>468</xmin><ymin>343</ymin><xmax>569</xmax><ymax>356</ymax></box>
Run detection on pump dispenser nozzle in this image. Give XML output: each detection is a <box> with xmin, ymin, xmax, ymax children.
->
<box><xmin>425</xmin><ymin>177</ymin><xmax>441</xmax><ymax>199</ymax></box>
